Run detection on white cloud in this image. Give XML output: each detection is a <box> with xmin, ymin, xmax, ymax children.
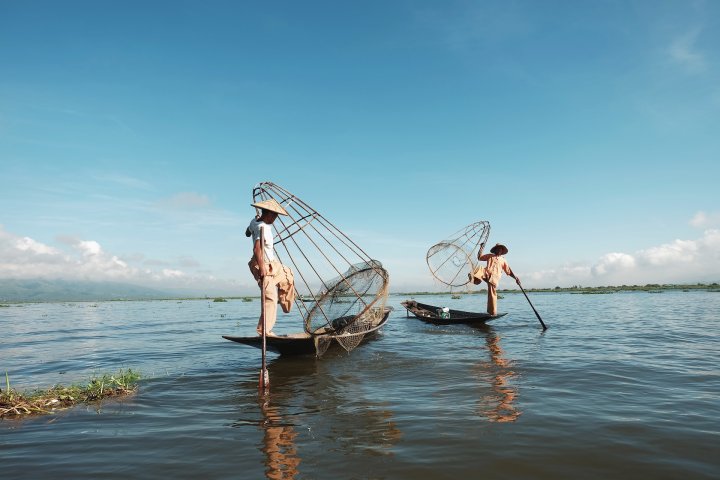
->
<box><xmin>690</xmin><ymin>211</ymin><xmax>720</xmax><ymax>228</ymax></box>
<box><xmin>636</xmin><ymin>238</ymin><xmax>699</xmax><ymax>266</ymax></box>
<box><xmin>667</xmin><ymin>29</ymin><xmax>706</xmax><ymax>74</ymax></box>
<box><xmin>591</xmin><ymin>252</ymin><xmax>637</xmax><ymax>276</ymax></box>
<box><xmin>15</xmin><ymin>236</ymin><xmax>60</xmax><ymax>256</ymax></box>
<box><xmin>77</xmin><ymin>240</ymin><xmax>102</xmax><ymax>257</ymax></box>
<box><xmin>0</xmin><ymin>225</ymin><xmax>252</xmax><ymax>294</ymax></box>
<box><xmin>161</xmin><ymin>269</ymin><xmax>184</xmax><ymax>279</ymax></box>
<box><xmin>529</xmin><ymin>229</ymin><xmax>720</xmax><ymax>288</ymax></box>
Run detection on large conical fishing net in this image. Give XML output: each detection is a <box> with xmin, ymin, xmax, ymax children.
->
<box><xmin>426</xmin><ymin>221</ymin><xmax>491</xmax><ymax>287</ymax></box>
<box><xmin>253</xmin><ymin>182</ymin><xmax>390</xmax><ymax>356</ymax></box>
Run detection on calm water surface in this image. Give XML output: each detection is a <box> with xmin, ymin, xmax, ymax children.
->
<box><xmin>1</xmin><ymin>291</ymin><xmax>719</xmax><ymax>479</ymax></box>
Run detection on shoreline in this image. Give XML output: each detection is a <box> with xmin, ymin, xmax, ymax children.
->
<box><xmin>1</xmin><ymin>282</ymin><xmax>718</xmax><ymax>305</ymax></box>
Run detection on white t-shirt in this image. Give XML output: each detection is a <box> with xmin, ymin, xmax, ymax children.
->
<box><xmin>247</xmin><ymin>218</ymin><xmax>275</xmax><ymax>262</ymax></box>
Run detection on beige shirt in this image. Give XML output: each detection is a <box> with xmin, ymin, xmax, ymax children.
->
<box><xmin>484</xmin><ymin>255</ymin><xmax>513</xmax><ymax>286</ymax></box>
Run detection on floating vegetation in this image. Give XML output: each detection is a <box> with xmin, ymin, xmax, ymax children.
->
<box><xmin>1</xmin><ymin>369</ymin><xmax>140</xmax><ymax>418</ymax></box>
<box><xmin>0</xmin><ymin>304</ymin><xmax>10</xmax><ymax>308</ymax></box>
<box><xmin>400</xmin><ymin>282</ymin><xmax>720</xmax><ymax>296</ymax></box>
<box><xmin>242</xmin><ymin>297</ymin><xmax>253</xmax><ymax>302</ymax></box>
<box><xmin>451</xmin><ymin>294</ymin><xmax>461</xmax><ymax>299</ymax></box>
<box><xmin>213</xmin><ymin>298</ymin><xmax>227</xmax><ymax>302</ymax></box>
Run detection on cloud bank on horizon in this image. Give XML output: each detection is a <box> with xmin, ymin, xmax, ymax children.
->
<box><xmin>2</xmin><ymin>212</ymin><xmax>718</xmax><ymax>294</ymax></box>
<box><xmin>0</xmin><ymin>223</ymin><xmax>250</xmax><ymax>295</ymax></box>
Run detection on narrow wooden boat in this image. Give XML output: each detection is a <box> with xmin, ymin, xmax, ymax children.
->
<box><xmin>223</xmin><ymin>308</ymin><xmax>390</xmax><ymax>356</ymax></box>
<box><xmin>401</xmin><ymin>299</ymin><xmax>506</xmax><ymax>325</ymax></box>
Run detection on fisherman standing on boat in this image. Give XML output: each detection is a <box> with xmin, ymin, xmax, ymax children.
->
<box><xmin>246</xmin><ymin>198</ymin><xmax>293</xmax><ymax>336</ymax></box>
<box><xmin>476</xmin><ymin>243</ymin><xmax>520</xmax><ymax>315</ymax></box>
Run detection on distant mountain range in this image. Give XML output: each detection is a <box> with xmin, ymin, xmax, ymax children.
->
<box><xmin>0</xmin><ymin>279</ymin><xmax>174</xmax><ymax>302</ymax></box>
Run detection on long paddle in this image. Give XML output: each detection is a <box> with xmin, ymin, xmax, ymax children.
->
<box><xmin>259</xmin><ymin>275</ymin><xmax>270</xmax><ymax>391</ymax></box>
<box><xmin>258</xmin><ymin>225</ymin><xmax>270</xmax><ymax>391</ymax></box>
<box><xmin>516</xmin><ymin>279</ymin><xmax>547</xmax><ymax>330</ymax></box>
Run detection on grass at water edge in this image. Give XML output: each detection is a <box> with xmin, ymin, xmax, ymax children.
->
<box><xmin>1</xmin><ymin>369</ymin><xmax>140</xmax><ymax>418</ymax></box>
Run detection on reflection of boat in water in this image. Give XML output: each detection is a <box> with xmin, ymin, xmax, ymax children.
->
<box><xmin>223</xmin><ymin>308</ymin><xmax>390</xmax><ymax>356</ymax></box>
<box><xmin>401</xmin><ymin>300</ymin><xmax>506</xmax><ymax>325</ymax></box>
<box><xmin>473</xmin><ymin>328</ymin><xmax>521</xmax><ymax>423</ymax></box>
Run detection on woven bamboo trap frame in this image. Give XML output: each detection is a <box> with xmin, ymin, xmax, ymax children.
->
<box><xmin>426</xmin><ymin>221</ymin><xmax>491</xmax><ymax>288</ymax></box>
<box><xmin>252</xmin><ymin>182</ymin><xmax>390</xmax><ymax>355</ymax></box>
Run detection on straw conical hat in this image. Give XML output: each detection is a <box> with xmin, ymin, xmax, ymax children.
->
<box><xmin>251</xmin><ymin>198</ymin><xmax>288</xmax><ymax>216</ymax></box>
<box><xmin>490</xmin><ymin>243</ymin><xmax>508</xmax><ymax>255</ymax></box>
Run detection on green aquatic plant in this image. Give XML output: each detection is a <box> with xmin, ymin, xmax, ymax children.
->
<box><xmin>213</xmin><ymin>297</ymin><xmax>227</xmax><ymax>302</ymax></box>
<box><xmin>4</xmin><ymin>372</ymin><xmax>12</xmax><ymax>402</ymax></box>
<box><xmin>1</xmin><ymin>369</ymin><xmax>140</xmax><ymax>418</ymax></box>
<box><xmin>242</xmin><ymin>297</ymin><xmax>253</xmax><ymax>302</ymax></box>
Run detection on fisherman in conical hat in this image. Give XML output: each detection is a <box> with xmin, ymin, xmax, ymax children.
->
<box><xmin>246</xmin><ymin>198</ymin><xmax>290</xmax><ymax>336</ymax></box>
<box><xmin>476</xmin><ymin>243</ymin><xmax>520</xmax><ymax>315</ymax></box>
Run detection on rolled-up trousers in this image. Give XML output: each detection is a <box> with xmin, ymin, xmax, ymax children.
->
<box><xmin>258</xmin><ymin>275</ymin><xmax>279</xmax><ymax>334</ymax></box>
<box><xmin>249</xmin><ymin>258</ymin><xmax>295</xmax><ymax>334</ymax></box>
<box><xmin>486</xmin><ymin>282</ymin><xmax>498</xmax><ymax>315</ymax></box>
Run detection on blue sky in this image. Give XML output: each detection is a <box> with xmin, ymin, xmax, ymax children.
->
<box><xmin>1</xmin><ymin>0</ymin><xmax>719</xmax><ymax>294</ymax></box>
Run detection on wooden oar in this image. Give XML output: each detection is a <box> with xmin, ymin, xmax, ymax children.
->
<box><xmin>259</xmin><ymin>277</ymin><xmax>270</xmax><ymax>391</ymax></box>
<box><xmin>517</xmin><ymin>280</ymin><xmax>547</xmax><ymax>330</ymax></box>
<box><xmin>256</xmin><ymin>225</ymin><xmax>270</xmax><ymax>393</ymax></box>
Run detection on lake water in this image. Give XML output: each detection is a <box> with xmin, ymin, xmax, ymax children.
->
<box><xmin>1</xmin><ymin>291</ymin><xmax>719</xmax><ymax>479</ymax></box>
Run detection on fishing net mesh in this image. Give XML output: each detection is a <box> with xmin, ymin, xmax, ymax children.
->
<box><xmin>305</xmin><ymin>261</ymin><xmax>389</xmax><ymax>352</ymax></box>
<box><xmin>426</xmin><ymin>221</ymin><xmax>491</xmax><ymax>288</ymax></box>
<box><xmin>253</xmin><ymin>182</ymin><xmax>390</xmax><ymax>356</ymax></box>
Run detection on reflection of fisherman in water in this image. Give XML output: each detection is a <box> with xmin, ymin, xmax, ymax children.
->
<box><xmin>474</xmin><ymin>329</ymin><xmax>521</xmax><ymax>423</ymax></box>
<box><xmin>253</xmin><ymin>357</ymin><xmax>403</xmax><ymax>477</ymax></box>
<box><xmin>259</xmin><ymin>398</ymin><xmax>301</xmax><ymax>480</ymax></box>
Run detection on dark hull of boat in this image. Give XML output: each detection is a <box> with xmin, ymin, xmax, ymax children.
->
<box><xmin>223</xmin><ymin>309</ymin><xmax>390</xmax><ymax>356</ymax></box>
<box><xmin>401</xmin><ymin>300</ymin><xmax>506</xmax><ymax>325</ymax></box>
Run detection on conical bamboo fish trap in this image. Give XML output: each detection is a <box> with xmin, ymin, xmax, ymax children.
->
<box><xmin>426</xmin><ymin>221</ymin><xmax>491</xmax><ymax>287</ymax></box>
<box><xmin>252</xmin><ymin>182</ymin><xmax>390</xmax><ymax>355</ymax></box>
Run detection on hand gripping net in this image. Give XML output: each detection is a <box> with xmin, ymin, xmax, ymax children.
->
<box><xmin>426</xmin><ymin>221</ymin><xmax>491</xmax><ymax>287</ymax></box>
<box><xmin>253</xmin><ymin>182</ymin><xmax>390</xmax><ymax>356</ymax></box>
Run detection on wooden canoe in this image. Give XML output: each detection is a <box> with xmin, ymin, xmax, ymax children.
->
<box><xmin>401</xmin><ymin>299</ymin><xmax>506</xmax><ymax>325</ymax></box>
<box><xmin>223</xmin><ymin>308</ymin><xmax>390</xmax><ymax>356</ymax></box>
